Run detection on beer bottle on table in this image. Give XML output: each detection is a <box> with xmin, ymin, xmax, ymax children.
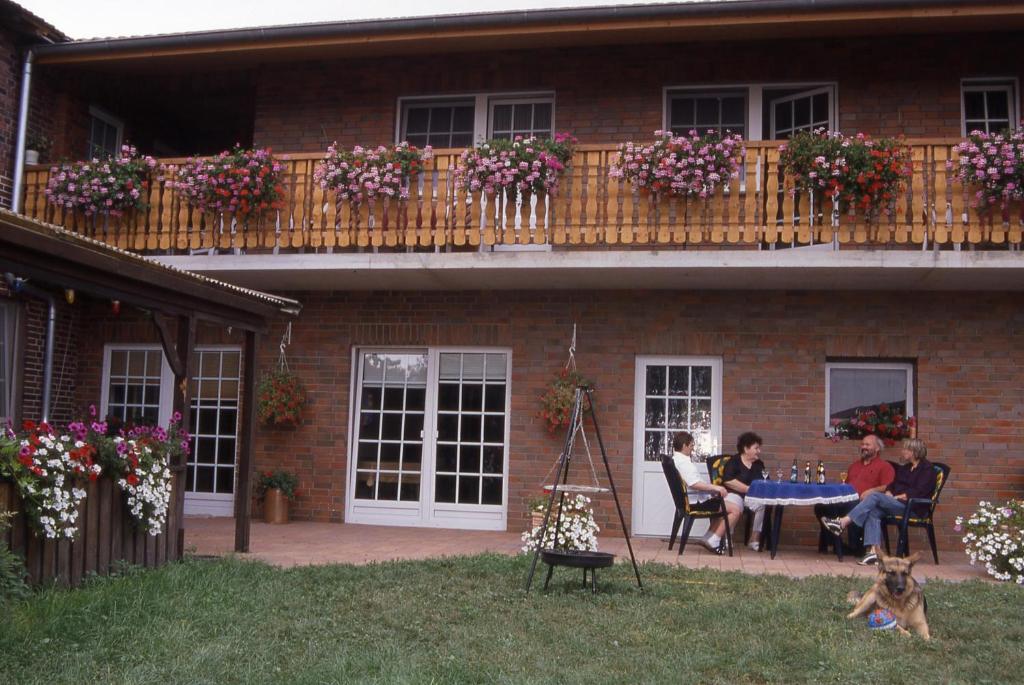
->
<box><xmin>790</xmin><ymin>458</ymin><xmax>799</xmax><ymax>483</ymax></box>
<box><xmin>817</xmin><ymin>460</ymin><xmax>825</xmax><ymax>484</ymax></box>
<box><xmin>803</xmin><ymin>461</ymin><xmax>811</xmax><ymax>484</ymax></box>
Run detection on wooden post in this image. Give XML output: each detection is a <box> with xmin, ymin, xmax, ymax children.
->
<box><xmin>234</xmin><ymin>330</ymin><xmax>259</xmax><ymax>553</ymax></box>
<box><xmin>171</xmin><ymin>315</ymin><xmax>196</xmax><ymax>560</ymax></box>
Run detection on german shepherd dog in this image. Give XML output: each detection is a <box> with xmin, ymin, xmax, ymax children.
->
<box><xmin>847</xmin><ymin>552</ymin><xmax>930</xmax><ymax>639</ymax></box>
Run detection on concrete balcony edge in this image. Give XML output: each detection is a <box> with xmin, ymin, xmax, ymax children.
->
<box><xmin>155</xmin><ymin>247</ymin><xmax>1024</xmax><ymax>292</ymax></box>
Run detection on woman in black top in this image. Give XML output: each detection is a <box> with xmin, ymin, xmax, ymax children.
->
<box><xmin>722</xmin><ymin>431</ymin><xmax>767</xmax><ymax>552</ymax></box>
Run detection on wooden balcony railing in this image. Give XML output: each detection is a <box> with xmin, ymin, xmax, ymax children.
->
<box><xmin>18</xmin><ymin>140</ymin><xmax>1024</xmax><ymax>253</ymax></box>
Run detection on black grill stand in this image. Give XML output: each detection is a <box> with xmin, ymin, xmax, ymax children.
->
<box><xmin>524</xmin><ymin>385</ymin><xmax>644</xmax><ymax>593</ymax></box>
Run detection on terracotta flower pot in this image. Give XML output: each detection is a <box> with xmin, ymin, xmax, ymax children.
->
<box><xmin>263</xmin><ymin>488</ymin><xmax>289</xmax><ymax>524</ymax></box>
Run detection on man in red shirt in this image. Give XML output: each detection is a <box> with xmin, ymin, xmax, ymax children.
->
<box><xmin>815</xmin><ymin>435</ymin><xmax>895</xmax><ymax>551</ymax></box>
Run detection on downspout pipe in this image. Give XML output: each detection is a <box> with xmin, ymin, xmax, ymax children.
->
<box><xmin>4</xmin><ymin>272</ymin><xmax>55</xmax><ymax>422</ymax></box>
<box><xmin>11</xmin><ymin>49</ymin><xmax>33</xmax><ymax>214</ymax></box>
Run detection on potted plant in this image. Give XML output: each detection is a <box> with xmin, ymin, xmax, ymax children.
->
<box><xmin>257</xmin><ymin>470</ymin><xmax>298</xmax><ymax>524</ymax></box>
<box><xmin>257</xmin><ymin>369</ymin><xmax>306</xmax><ymax>427</ymax></box>
<box><xmin>955</xmin><ymin>499</ymin><xmax>1024</xmax><ymax>584</ymax></box>
<box><xmin>954</xmin><ymin>126</ymin><xmax>1024</xmax><ymax>220</ymax></box>
<box><xmin>44</xmin><ymin>145</ymin><xmax>158</xmax><ymax>217</ymax></box>
<box><xmin>610</xmin><ymin>129</ymin><xmax>745</xmax><ymax>198</ymax></box>
<box><xmin>25</xmin><ymin>133</ymin><xmax>52</xmax><ymax>165</ymax></box>
<box><xmin>313</xmin><ymin>141</ymin><xmax>432</xmax><ymax>204</ymax></box>
<box><xmin>172</xmin><ymin>145</ymin><xmax>286</xmax><ymax>220</ymax></box>
<box><xmin>825</xmin><ymin>403</ymin><xmax>916</xmax><ymax>446</ymax></box>
<box><xmin>454</xmin><ymin>132</ymin><xmax>577</xmax><ymax>198</ymax></box>
<box><xmin>538</xmin><ymin>367</ymin><xmax>592</xmax><ymax>435</ymax></box>
<box><xmin>520</xmin><ymin>494</ymin><xmax>599</xmax><ymax>552</ymax></box>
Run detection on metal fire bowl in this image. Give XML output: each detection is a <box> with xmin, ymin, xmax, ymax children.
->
<box><xmin>540</xmin><ymin>549</ymin><xmax>616</xmax><ymax>569</ymax></box>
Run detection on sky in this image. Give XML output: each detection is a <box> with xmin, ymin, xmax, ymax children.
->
<box><xmin>15</xmin><ymin>0</ymin><xmax>696</xmax><ymax>40</ymax></box>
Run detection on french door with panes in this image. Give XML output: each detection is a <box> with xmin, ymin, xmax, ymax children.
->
<box><xmin>347</xmin><ymin>348</ymin><xmax>511</xmax><ymax>530</ymax></box>
<box><xmin>185</xmin><ymin>347</ymin><xmax>241</xmax><ymax>516</ymax></box>
<box><xmin>632</xmin><ymin>356</ymin><xmax>722</xmax><ymax>536</ymax></box>
<box><xmin>101</xmin><ymin>344</ymin><xmax>241</xmax><ymax>516</ymax></box>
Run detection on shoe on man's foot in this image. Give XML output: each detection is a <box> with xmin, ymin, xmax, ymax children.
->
<box><xmin>700</xmin><ymin>538</ymin><xmax>724</xmax><ymax>554</ymax></box>
<box><xmin>748</xmin><ymin>541</ymin><xmax>761</xmax><ymax>552</ymax></box>
<box><xmin>822</xmin><ymin>517</ymin><xmax>843</xmax><ymax>536</ymax></box>
<box><xmin>857</xmin><ymin>552</ymin><xmax>878</xmax><ymax>566</ymax></box>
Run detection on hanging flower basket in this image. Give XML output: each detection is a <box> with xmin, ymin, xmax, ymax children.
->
<box><xmin>538</xmin><ymin>368</ymin><xmax>592</xmax><ymax>435</ymax></box>
<box><xmin>257</xmin><ymin>370</ymin><xmax>306</xmax><ymax>427</ymax></box>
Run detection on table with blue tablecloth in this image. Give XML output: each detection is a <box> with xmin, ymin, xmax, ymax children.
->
<box><xmin>746</xmin><ymin>480</ymin><xmax>859</xmax><ymax>559</ymax></box>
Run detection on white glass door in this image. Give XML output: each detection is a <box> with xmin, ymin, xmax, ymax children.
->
<box><xmin>185</xmin><ymin>347</ymin><xmax>241</xmax><ymax>516</ymax></box>
<box><xmin>632</xmin><ymin>356</ymin><xmax>722</xmax><ymax>537</ymax></box>
<box><xmin>347</xmin><ymin>348</ymin><xmax>510</xmax><ymax>530</ymax></box>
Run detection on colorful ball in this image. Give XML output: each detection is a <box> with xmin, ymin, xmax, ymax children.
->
<box><xmin>867</xmin><ymin>608</ymin><xmax>897</xmax><ymax>630</ymax></box>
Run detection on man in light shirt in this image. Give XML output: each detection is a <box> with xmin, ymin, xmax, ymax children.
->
<box><xmin>671</xmin><ymin>431</ymin><xmax>740</xmax><ymax>554</ymax></box>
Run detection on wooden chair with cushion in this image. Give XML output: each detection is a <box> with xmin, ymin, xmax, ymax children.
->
<box><xmin>661</xmin><ymin>455</ymin><xmax>733</xmax><ymax>557</ymax></box>
<box><xmin>706</xmin><ymin>453</ymin><xmax>754</xmax><ymax>544</ymax></box>
<box><xmin>881</xmin><ymin>462</ymin><xmax>951</xmax><ymax>564</ymax></box>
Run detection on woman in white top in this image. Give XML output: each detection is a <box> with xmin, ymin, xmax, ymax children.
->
<box><xmin>672</xmin><ymin>432</ymin><xmax>740</xmax><ymax>554</ymax></box>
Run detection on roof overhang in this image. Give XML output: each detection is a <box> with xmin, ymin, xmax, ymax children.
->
<box><xmin>0</xmin><ymin>210</ymin><xmax>300</xmax><ymax>331</ymax></box>
<box><xmin>154</xmin><ymin>248</ymin><xmax>1024</xmax><ymax>292</ymax></box>
<box><xmin>31</xmin><ymin>0</ymin><xmax>1024</xmax><ymax>69</ymax></box>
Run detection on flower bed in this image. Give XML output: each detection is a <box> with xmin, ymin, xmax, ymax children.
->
<box><xmin>521</xmin><ymin>494</ymin><xmax>599</xmax><ymax>552</ymax></box>
<box><xmin>779</xmin><ymin>129</ymin><xmax>911</xmax><ymax>218</ymax></box>
<box><xmin>454</xmin><ymin>133</ymin><xmax>576</xmax><ymax>196</ymax></box>
<box><xmin>955</xmin><ymin>500</ymin><xmax>1024</xmax><ymax>584</ymax></box>
<box><xmin>609</xmin><ymin>129</ymin><xmax>745</xmax><ymax>198</ymax></box>
<box><xmin>44</xmin><ymin>145</ymin><xmax>157</xmax><ymax>216</ymax></box>
<box><xmin>954</xmin><ymin>127</ymin><xmax>1024</xmax><ymax>215</ymax></box>
<box><xmin>313</xmin><ymin>141</ymin><xmax>432</xmax><ymax>203</ymax></box>
<box><xmin>173</xmin><ymin>145</ymin><xmax>285</xmax><ymax>219</ymax></box>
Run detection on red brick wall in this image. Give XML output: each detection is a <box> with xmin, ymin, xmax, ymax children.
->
<box><xmin>159</xmin><ymin>288</ymin><xmax>1020</xmax><ymax>553</ymax></box>
<box><xmin>253</xmin><ymin>32</ymin><xmax>1023</xmax><ymax>151</ymax></box>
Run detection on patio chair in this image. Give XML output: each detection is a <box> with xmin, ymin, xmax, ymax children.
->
<box><xmin>881</xmin><ymin>462</ymin><xmax>950</xmax><ymax>564</ymax></box>
<box><xmin>661</xmin><ymin>455</ymin><xmax>733</xmax><ymax>557</ymax></box>
<box><xmin>706</xmin><ymin>454</ymin><xmax>754</xmax><ymax>544</ymax></box>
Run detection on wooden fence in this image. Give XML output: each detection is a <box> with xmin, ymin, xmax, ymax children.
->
<box><xmin>18</xmin><ymin>140</ymin><xmax>1024</xmax><ymax>253</ymax></box>
<box><xmin>0</xmin><ymin>470</ymin><xmax>185</xmax><ymax>587</ymax></box>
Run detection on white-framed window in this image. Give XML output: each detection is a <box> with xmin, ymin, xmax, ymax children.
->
<box><xmin>101</xmin><ymin>346</ymin><xmax>174</xmax><ymax>426</ymax></box>
<box><xmin>87</xmin><ymin>106</ymin><xmax>123</xmax><ymax>159</ymax></box>
<box><xmin>348</xmin><ymin>347</ymin><xmax>511</xmax><ymax>530</ymax></box>
<box><xmin>0</xmin><ymin>301</ymin><xmax>21</xmax><ymax>424</ymax></box>
<box><xmin>961</xmin><ymin>78</ymin><xmax>1019</xmax><ymax>134</ymax></box>
<box><xmin>187</xmin><ymin>347</ymin><xmax>241</xmax><ymax>500</ymax></box>
<box><xmin>663</xmin><ymin>82</ymin><xmax>838</xmax><ymax>140</ymax></box>
<box><xmin>825</xmin><ymin>361</ymin><xmax>914</xmax><ymax>430</ymax></box>
<box><xmin>489</xmin><ymin>97</ymin><xmax>554</xmax><ymax>140</ymax></box>
<box><xmin>397</xmin><ymin>92</ymin><xmax>554</xmax><ymax>146</ymax></box>
<box><xmin>667</xmin><ymin>90</ymin><xmax>747</xmax><ymax>137</ymax></box>
<box><xmin>400</xmin><ymin>99</ymin><xmax>476</xmax><ymax>149</ymax></box>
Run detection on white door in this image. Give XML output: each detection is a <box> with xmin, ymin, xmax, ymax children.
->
<box><xmin>632</xmin><ymin>356</ymin><xmax>722</xmax><ymax>537</ymax></box>
<box><xmin>184</xmin><ymin>347</ymin><xmax>241</xmax><ymax>516</ymax></box>
<box><xmin>346</xmin><ymin>348</ymin><xmax>511</xmax><ymax>530</ymax></box>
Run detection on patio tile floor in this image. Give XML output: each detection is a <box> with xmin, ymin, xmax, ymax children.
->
<box><xmin>185</xmin><ymin>517</ymin><xmax>988</xmax><ymax>582</ymax></box>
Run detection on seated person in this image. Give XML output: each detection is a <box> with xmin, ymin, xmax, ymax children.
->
<box><xmin>672</xmin><ymin>431</ymin><xmax>739</xmax><ymax>554</ymax></box>
<box><xmin>814</xmin><ymin>434</ymin><xmax>895</xmax><ymax>551</ymax></box>
<box><xmin>722</xmin><ymin>431</ymin><xmax>767</xmax><ymax>552</ymax></box>
<box><xmin>823</xmin><ymin>438</ymin><xmax>937</xmax><ymax>566</ymax></box>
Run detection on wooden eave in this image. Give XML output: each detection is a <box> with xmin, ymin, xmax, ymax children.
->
<box><xmin>0</xmin><ymin>211</ymin><xmax>299</xmax><ymax>331</ymax></box>
<box><xmin>30</xmin><ymin>1</ymin><xmax>1024</xmax><ymax>69</ymax></box>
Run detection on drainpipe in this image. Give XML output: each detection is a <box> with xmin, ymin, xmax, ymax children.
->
<box><xmin>4</xmin><ymin>273</ymin><xmax>56</xmax><ymax>422</ymax></box>
<box><xmin>11</xmin><ymin>49</ymin><xmax>33</xmax><ymax>214</ymax></box>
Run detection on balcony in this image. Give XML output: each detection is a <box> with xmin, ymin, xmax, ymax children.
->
<box><xmin>17</xmin><ymin>140</ymin><xmax>1023</xmax><ymax>256</ymax></box>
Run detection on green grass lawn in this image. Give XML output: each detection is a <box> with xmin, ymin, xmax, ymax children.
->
<box><xmin>1</xmin><ymin>554</ymin><xmax>1021</xmax><ymax>685</ymax></box>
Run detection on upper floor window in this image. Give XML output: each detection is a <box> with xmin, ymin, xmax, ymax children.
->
<box><xmin>767</xmin><ymin>86</ymin><xmax>833</xmax><ymax>139</ymax></box>
<box><xmin>489</xmin><ymin>98</ymin><xmax>554</xmax><ymax>140</ymax></box>
<box><xmin>87</xmin><ymin>106</ymin><xmax>123</xmax><ymax>159</ymax></box>
<box><xmin>398</xmin><ymin>92</ymin><xmax>554</xmax><ymax>147</ymax></box>
<box><xmin>667</xmin><ymin>90</ymin><xmax>746</xmax><ymax>137</ymax></box>
<box><xmin>401</xmin><ymin>100</ymin><xmax>475</xmax><ymax>149</ymax></box>
<box><xmin>962</xmin><ymin>79</ymin><xmax>1018</xmax><ymax>134</ymax></box>
<box><xmin>0</xmin><ymin>301</ymin><xmax>20</xmax><ymax>424</ymax></box>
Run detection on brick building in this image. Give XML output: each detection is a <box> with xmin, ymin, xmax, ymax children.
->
<box><xmin>4</xmin><ymin>1</ymin><xmax>1024</xmax><ymax>552</ymax></box>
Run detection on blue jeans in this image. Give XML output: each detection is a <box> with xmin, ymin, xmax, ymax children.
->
<box><xmin>846</xmin><ymin>492</ymin><xmax>907</xmax><ymax>548</ymax></box>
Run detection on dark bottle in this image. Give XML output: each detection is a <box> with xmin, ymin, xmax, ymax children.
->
<box><xmin>817</xmin><ymin>460</ymin><xmax>826</xmax><ymax>484</ymax></box>
<box><xmin>803</xmin><ymin>461</ymin><xmax>811</xmax><ymax>484</ymax></box>
<box><xmin>790</xmin><ymin>458</ymin><xmax>799</xmax><ymax>483</ymax></box>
